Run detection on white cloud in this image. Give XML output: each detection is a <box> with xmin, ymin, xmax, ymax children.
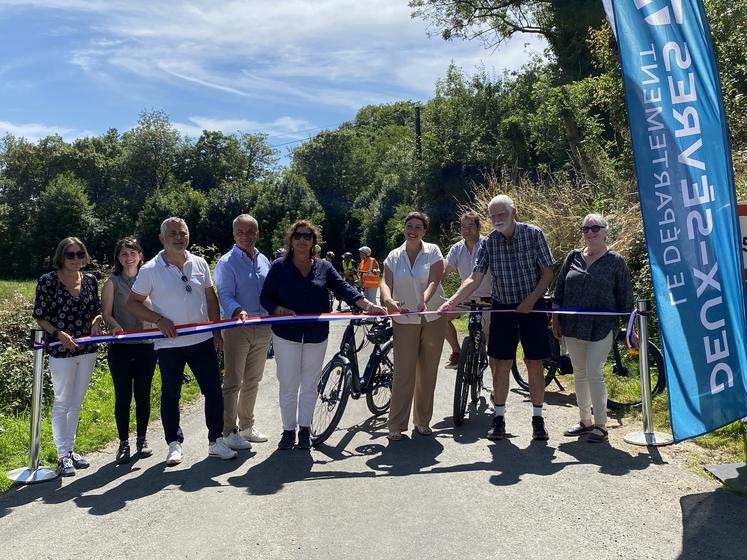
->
<box><xmin>0</xmin><ymin>120</ymin><xmax>93</xmax><ymax>142</ymax></box>
<box><xmin>3</xmin><ymin>0</ymin><xmax>547</xmax><ymax>106</ymax></box>
<box><xmin>172</xmin><ymin>115</ymin><xmax>317</xmax><ymax>141</ymax></box>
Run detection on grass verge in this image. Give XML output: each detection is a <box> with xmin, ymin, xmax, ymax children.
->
<box><xmin>0</xmin><ymin>362</ymin><xmax>202</xmax><ymax>492</ymax></box>
<box><xmin>0</xmin><ymin>279</ymin><xmax>36</xmax><ymax>301</ymax></box>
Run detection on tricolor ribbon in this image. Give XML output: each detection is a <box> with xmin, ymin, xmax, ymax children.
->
<box><xmin>36</xmin><ymin>307</ymin><xmax>636</xmax><ymax>350</ymax></box>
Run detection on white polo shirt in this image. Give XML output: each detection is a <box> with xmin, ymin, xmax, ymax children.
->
<box><xmin>384</xmin><ymin>241</ymin><xmax>446</xmax><ymax>325</ymax></box>
<box><xmin>132</xmin><ymin>251</ymin><xmax>213</xmax><ymax>349</ymax></box>
<box><xmin>445</xmin><ymin>237</ymin><xmax>492</xmax><ymax>299</ymax></box>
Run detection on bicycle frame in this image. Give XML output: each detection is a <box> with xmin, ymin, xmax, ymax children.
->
<box><xmin>334</xmin><ymin>318</ymin><xmax>389</xmax><ymax>398</ymax></box>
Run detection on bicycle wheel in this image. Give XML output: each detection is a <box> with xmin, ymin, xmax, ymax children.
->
<box><xmin>311</xmin><ymin>356</ymin><xmax>351</xmax><ymax>445</ymax></box>
<box><xmin>365</xmin><ymin>341</ymin><xmax>393</xmax><ymax>416</ymax></box>
<box><xmin>453</xmin><ymin>337</ymin><xmax>474</xmax><ymax>426</ymax></box>
<box><xmin>605</xmin><ymin>331</ymin><xmax>666</xmax><ymax>410</ymax></box>
<box><xmin>511</xmin><ymin>359</ymin><xmax>557</xmax><ymax>390</ymax></box>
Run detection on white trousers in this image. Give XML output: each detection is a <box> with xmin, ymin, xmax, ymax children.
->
<box><xmin>273</xmin><ymin>335</ymin><xmax>328</xmax><ymax>431</ymax></box>
<box><xmin>49</xmin><ymin>352</ymin><xmax>97</xmax><ymax>457</ymax></box>
<box><xmin>564</xmin><ymin>332</ymin><xmax>613</xmax><ymax>426</ymax></box>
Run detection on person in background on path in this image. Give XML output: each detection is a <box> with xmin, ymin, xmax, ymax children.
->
<box><xmin>439</xmin><ymin>195</ymin><xmax>554</xmax><ymax>441</ymax></box>
<box><xmin>260</xmin><ymin>220</ymin><xmax>386</xmax><ymax>450</ymax></box>
<box><xmin>126</xmin><ymin>217</ymin><xmax>237</xmax><ymax>466</ymax></box>
<box><xmin>338</xmin><ymin>251</ymin><xmax>358</xmax><ymax>311</ymax></box>
<box><xmin>33</xmin><ymin>237</ymin><xmax>102</xmax><ymax>476</ymax></box>
<box><xmin>358</xmin><ymin>246</ymin><xmax>380</xmax><ymax>304</ymax></box>
<box><xmin>214</xmin><ymin>214</ymin><xmax>273</xmax><ymax>451</ymax></box>
<box><xmin>313</xmin><ymin>244</ymin><xmax>322</xmax><ymax>259</ymax></box>
<box><xmin>442</xmin><ymin>211</ymin><xmax>493</xmax><ymax>369</ymax></box>
<box><xmin>324</xmin><ymin>251</ymin><xmax>338</xmax><ymax>311</ymax></box>
<box><xmin>380</xmin><ymin>211</ymin><xmax>447</xmax><ymax>441</ymax></box>
<box><xmin>101</xmin><ymin>238</ymin><xmax>157</xmax><ymax>464</ymax></box>
<box><xmin>553</xmin><ymin>213</ymin><xmax>633</xmax><ymax>443</ymax></box>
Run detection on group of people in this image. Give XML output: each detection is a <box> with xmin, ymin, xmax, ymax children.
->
<box><xmin>33</xmin><ymin>193</ymin><xmax>633</xmax><ymax>476</ymax></box>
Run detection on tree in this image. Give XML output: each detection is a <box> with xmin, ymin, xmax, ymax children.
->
<box><xmin>253</xmin><ymin>170</ymin><xmax>325</xmax><ymax>255</ymax></box>
<box><xmin>134</xmin><ymin>184</ymin><xmax>207</xmax><ymax>259</ymax></box>
<box><xmin>121</xmin><ymin>110</ymin><xmax>182</xmax><ymax>208</ymax></box>
<box><xmin>29</xmin><ymin>173</ymin><xmax>99</xmax><ymax>275</ymax></box>
<box><xmin>409</xmin><ymin>0</ymin><xmax>607</xmax><ymax>81</ymax></box>
<box><xmin>201</xmin><ymin>181</ymin><xmax>262</xmax><ymax>253</ymax></box>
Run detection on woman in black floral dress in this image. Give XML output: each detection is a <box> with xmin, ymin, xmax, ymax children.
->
<box><xmin>33</xmin><ymin>237</ymin><xmax>102</xmax><ymax>476</ymax></box>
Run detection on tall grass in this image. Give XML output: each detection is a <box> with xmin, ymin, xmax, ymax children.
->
<box><xmin>0</xmin><ymin>279</ymin><xmax>36</xmax><ymax>301</ymax></box>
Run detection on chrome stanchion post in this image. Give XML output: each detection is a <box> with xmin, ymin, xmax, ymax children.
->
<box><xmin>624</xmin><ymin>299</ymin><xmax>673</xmax><ymax>446</ymax></box>
<box><xmin>7</xmin><ymin>329</ymin><xmax>59</xmax><ymax>484</ymax></box>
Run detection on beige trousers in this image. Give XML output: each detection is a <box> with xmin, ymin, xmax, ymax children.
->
<box><xmin>222</xmin><ymin>324</ymin><xmax>272</xmax><ymax>435</ymax></box>
<box><xmin>388</xmin><ymin>317</ymin><xmax>446</xmax><ymax>432</ymax></box>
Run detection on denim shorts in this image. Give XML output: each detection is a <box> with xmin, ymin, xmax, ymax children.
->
<box><xmin>487</xmin><ymin>301</ymin><xmax>550</xmax><ymax>361</ymax></box>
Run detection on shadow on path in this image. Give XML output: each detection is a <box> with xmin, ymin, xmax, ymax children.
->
<box><xmin>678</xmin><ymin>487</ymin><xmax>747</xmax><ymax>560</ymax></box>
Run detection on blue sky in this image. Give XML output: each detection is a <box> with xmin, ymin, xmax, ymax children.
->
<box><xmin>0</xmin><ymin>0</ymin><xmax>546</xmax><ymax>159</ymax></box>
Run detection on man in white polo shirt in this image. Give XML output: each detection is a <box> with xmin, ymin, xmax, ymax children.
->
<box><xmin>126</xmin><ymin>217</ymin><xmax>237</xmax><ymax>465</ymax></box>
<box><xmin>443</xmin><ymin>211</ymin><xmax>493</xmax><ymax>368</ymax></box>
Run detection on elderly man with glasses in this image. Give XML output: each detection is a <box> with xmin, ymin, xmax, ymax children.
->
<box><xmin>126</xmin><ymin>217</ymin><xmax>237</xmax><ymax>466</ymax></box>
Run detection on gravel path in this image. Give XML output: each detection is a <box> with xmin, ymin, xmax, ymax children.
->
<box><xmin>1</xmin><ymin>322</ymin><xmax>745</xmax><ymax>559</ymax></box>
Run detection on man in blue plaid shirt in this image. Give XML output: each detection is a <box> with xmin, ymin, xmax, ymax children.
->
<box><xmin>439</xmin><ymin>195</ymin><xmax>554</xmax><ymax>441</ymax></box>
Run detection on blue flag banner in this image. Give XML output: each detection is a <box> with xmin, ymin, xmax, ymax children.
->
<box><xmin>613</xmin><ymin>0</ymin><xmax>747</xmax><ymax>441</ymax></box>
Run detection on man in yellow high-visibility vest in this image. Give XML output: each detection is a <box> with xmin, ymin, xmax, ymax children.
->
<box><xmin>358</xmin><ymin>246</ymin><xmax>380</xmax><ymax>304</ymax></box>
<box><xmin>339</xmin><ymin>252</ymin><xmax>358</xmax><ymax>311</ymax></box>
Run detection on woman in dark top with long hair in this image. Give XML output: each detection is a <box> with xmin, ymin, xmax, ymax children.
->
<box><xmin>102</xmin><ymin>238</ymin><xmax>157</xmax><ymax>463</ymax></box>
<box><xmin>33</xmin><ymin>237</ymin><xmax>102</xmax><ymax>476</ymax></box>
<box><xmin>260</xmin><ymin>220</ymin><xmax>386</xmax><ymax>450</ymax></box>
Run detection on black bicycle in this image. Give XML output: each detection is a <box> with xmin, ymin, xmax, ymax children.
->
<box><xmin>453</xmin><ymin>301</ymin><xmax>491</xmax><ymax>426</ymax></box>
<box><xmin>311</xmin><ymin>315</ymin><xmax>394</xmax><ymax>445</ymax></box>
<box><xmin>511</xmin><ymin>310</ymin><xmax>666</xmax><ymax>410</ymax></box>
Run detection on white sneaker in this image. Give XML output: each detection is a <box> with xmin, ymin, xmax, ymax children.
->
<box><xmin>239</xmin><ymin>427</ymin><xmax>268</xmax><ymax>443</ymax></box>
<box><xmin>208</xmin><ymin>437</ymin><xmax>238</xmax><ymax>460</ymax></box>
<box><xmin>165</xmin><ymin>441</ymin><xmax>182</xmax><ymax>466</ymax></box>
<box><xmin>223</xmin><ymin>430</ymin><xmax>252</xmax><ymax>450</ymax></box>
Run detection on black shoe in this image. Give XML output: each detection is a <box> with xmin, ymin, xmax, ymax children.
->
<box><xmin>297</xmin><ymin>427</ymin><xmax>311</xmax><ymax>449</ymax></box>
<box><xmin>69</xmin><ymin>451</ymin><xmax>90</xmax><ymax>469</ymax></box>
<box><xmin>116</xmin><ymin>441</ymin><xmax>131</xmax><ymax>464</ymax></box>
<box><xmin>136</xmin><ymin>437</ymin><xmax>153</xmax><ymax>457</ymax></box>
<box><xmin>487</xmin><ymin>416</ymin><xmax>506</xmax><ymax>440</ymax></box>
<box><xmin>532</xmin><ymin>416</ymin><xmax>549</xmax><ymax>441</ymax></box>
<box><xmin>57</xmin><ymin>456</ymin><xmax>76</xmax><ymax>477</ymax></box>
<box><xmin>278</xmin><ymin>430</ymin><xmax>296</xmax><ymax>450</ymax></box>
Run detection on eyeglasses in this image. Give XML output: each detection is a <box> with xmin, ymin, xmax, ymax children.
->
<box><xmin>180</xmin><ymin>274</ymin><xmax>193</xmax><ymax>293</ymax></box>
<box><xmin>64</xmin><ymin>251</ymin><xmax>86</xmax><ymax>260</ymax></box>
<box><xmin>580</xmin><ymin>225</ymin><xmax>605</xmax><ymax>234</ymax></box>
<box><xmin>292</xmin><ymin>232</ymin><xmax>314</xmax><ymax>241</ymax></box>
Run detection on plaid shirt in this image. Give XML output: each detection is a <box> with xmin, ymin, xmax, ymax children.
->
<box><xmin>473</xmin><ymin>222</ymin><xmax>554</xmax><ymax>305</ymax></box>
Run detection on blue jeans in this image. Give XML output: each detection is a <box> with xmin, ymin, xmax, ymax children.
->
<box><xmin>157</xmin><ymin>338</ymin><xmax>224</xmax><ymax>444</ymax></box>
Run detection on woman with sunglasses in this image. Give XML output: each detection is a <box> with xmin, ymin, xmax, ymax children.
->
<box><xmin>33</xmin><ymin>237</ymin><xmax>102</xmax><ymax>476</ymax></box>
<box><xmin>260</xmin><ymin>220</ymin><xmax>386</xmax><ymax>450</ymax></box>
<box><xmin>551</xmin><ymin>214</ymin><xmax>633</xmax><ymax>443</ymax></box>
<box><xmin>102</xmin><ymin>238</ymin><xmax>157</xmax><ymax>464</ymax></box>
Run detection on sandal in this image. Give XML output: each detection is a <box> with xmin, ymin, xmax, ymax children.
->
<box><xmin>563</xmin><ymin>423</ymin><xmax>594</xmax><ymax>437</ymax></box>
<box><xmin>387</xmin><ymin>432</ymin><xmax>403</xmax><ymax>441</ymax></box>
<box><xmin>587</xmin><ymin>426</ymin><xmax>609</xmax><ymax>443</ymax></box>
<box><xmin>414</xmin><ymin>425</ymin><xmax>433</xmax><ymax>436</ymax></box>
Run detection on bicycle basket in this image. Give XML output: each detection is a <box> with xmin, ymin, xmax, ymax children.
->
<box><xmin>366</xmin><ymin>322</ymin><xmax>392</xmax><ymax>345</ymax></box>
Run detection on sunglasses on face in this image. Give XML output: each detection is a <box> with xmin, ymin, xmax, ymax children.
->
<box><xmin>580</xmin><ymin>225</ymin><xmax>605</xmax><ymax>234</ymax></box>
<box><xmin>180</xmin><ymin>275</ymin><xmax>193</xmax><ymax>293</ymax></box>
<box><xmin>292</xmin><ymin>232</ymin><xmax>314</xmax><ymax>241</ymax></box>
<box><xmin>64</xmin><ymin>251</ymin><xmax>86</xmax><ymax>260</ymax></box>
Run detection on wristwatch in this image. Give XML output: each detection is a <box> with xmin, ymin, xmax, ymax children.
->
<box><xmin>51</xmin><ymin>329</ymin><xmax>60</xmax><ymax>339</ymax></box>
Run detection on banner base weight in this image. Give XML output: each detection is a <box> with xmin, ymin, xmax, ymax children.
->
<box><xmin>624</xmin><ymin>431</ymin><xmax>673</xmax><ymax>446</ymax></box>
<box><xmin>7</xmin><ymin>467</ymin><xmax>59</xmax><ymax>485</ymax></box>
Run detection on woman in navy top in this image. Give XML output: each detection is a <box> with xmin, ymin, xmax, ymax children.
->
<box><xmin>260</xmin><ymin>220</ymin><xmax>385</xmax><ymax>450</ymax></box>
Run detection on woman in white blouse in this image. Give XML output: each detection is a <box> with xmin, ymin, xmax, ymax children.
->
<box><xmin>380</xmin><ymin>212</ymin><xmax>447</xmax><ymax>440</ymax></box>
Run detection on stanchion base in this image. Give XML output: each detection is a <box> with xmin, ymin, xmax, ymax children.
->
<box><xmin>7</xmin><ymin>467</ymin><xmax>59</xmax><ymax>485</ymax></box>
<box><xmin>624</xmin><ymin>431</ymin><xmax>674</xmax><ymax>446</ymax></box>
<box><xmin>703</xmin><ymin>463</ymin><xmax>747</xmax><ymax>494</ymax></box>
